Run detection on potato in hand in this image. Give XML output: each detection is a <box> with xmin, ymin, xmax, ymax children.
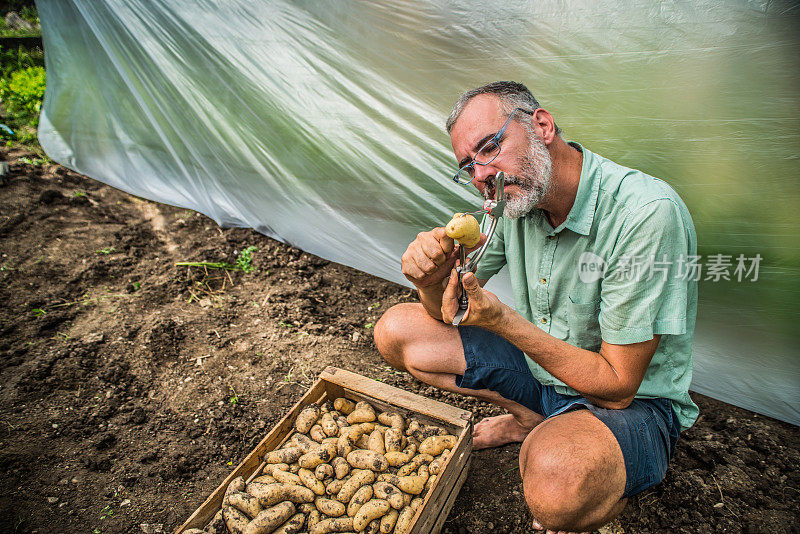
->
<box><xmin>445</xmin><ymin>213</ymin><xmax>480</xmax><ymax>248</ymax></box>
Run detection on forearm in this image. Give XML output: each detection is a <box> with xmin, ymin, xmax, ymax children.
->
<box><xmin>488</xmin><ymin>307</ymin><xmax>636</xmax><ymax>405</ymax></box>
<box><xmin>416</xmin><ymin>282</ymin><xmax>446</xmax><ymax>321</ymax></box>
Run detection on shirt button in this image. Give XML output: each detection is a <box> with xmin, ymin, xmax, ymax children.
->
<box><xmin>541</xmin><ymin>317</ymin><xmax>548</xmax><ymax>324</ymax></box>
<box><xmin>540</xmin><ymin>278</ymin><xmax>546</xmax><ymax>284</ymax></box>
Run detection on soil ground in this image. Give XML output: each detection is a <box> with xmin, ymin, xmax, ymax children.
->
<box><xmin>0</xmin><ymin>147</ymin><xmax>798</xmax><ymax>534</ymax></box>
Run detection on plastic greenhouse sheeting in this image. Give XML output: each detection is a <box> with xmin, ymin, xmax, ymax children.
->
<box><xmin>37</xmin><ymin>0</ymin><xmax>800</xmax><ymax>425</ymax></box>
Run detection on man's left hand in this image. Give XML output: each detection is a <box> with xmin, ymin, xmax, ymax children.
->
<box><xmin>441</xmin><ymin>268</ymin><xmax>506</xmax><ymax>328</ymax></box>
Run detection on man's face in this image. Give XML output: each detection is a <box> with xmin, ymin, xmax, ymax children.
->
<box><xmin>450</xmin><ymin>95</ymin><xmax>552</xmax><ymax>219</ymax></box>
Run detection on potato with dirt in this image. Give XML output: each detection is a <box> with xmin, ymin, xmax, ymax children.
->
<box><xmin>333</xmin><ymin>397</ymin><xmax>356</xmax><ymax>414</ymax></box>
<box><xmin>372</xmin><ymin>481</ymin><xmax>404</xmax><ymax>510</ymax></box>
<box><xmin>418</xmin><ymin>434</ymin><xmax>457</xmax><ymax>456</ymax></box>
<box><xmin>336</xmin><ymin>469</ymin><xmax>375</xmax><ymax>503</ymax></box>
<box><xmin>353</xmin><ymin>498</ymin><xmax>391</xmax><ymax>532</ymax></box>
<box><xmin>224</xmin><ymin>476</ymin><xmax>247</xmax><ymax>505</ymax></box>
<box><xmin>309</xmin><ymin>516</ymin><xmax>354</xmax><ymax>534</ymax></box>
<box><xmin>223</xmin><ymin>505</ymin><xmax>250</xmax><ymax>534</ymax></box>
<box><xmin>346</xmin><ymin>484</ymin><xmax>374</xmax><ymax>517</ymax></box>
<box><xmin>228</xmin><ymin>490</ymin><xmax>263</xmax><ymax>518</ymax></box>
<box><xmin>384</xmin><ymin>443</ymin><xmax>416</xmax><ymax>467</ymax></box>
<box><xmin>346</xmin><ymin>449</ymin><xmax>389</xmax><ymax>472</ymax></box>
<box><xmin>380</xmin><ymin>508</ymin><xmax>399</xmax><ymax>533</ymax></box>
<box><xmin>271</xmin><ymin>512</ymin><xmax>306</xmax><ymax>534</ymax></box>
<box><xmin>295</xmin><ymin>404</ymin><xmax>322</xmax><ymax>434</ymax></box>
<box><xmin>264</xmin><ymin>446</ymin><xmax>303</xmax><ymax>464</ymax></box>
<box><xmin>346</xmin><ymin>401</ymin><xmax>377</xmax><ymax>424</ymax></box>
<box><xmin>315</xmin><ymin>495</ymin><xmax>346</xmax><ymax>517</ymax></box>
<box><xmin>377</xmin><ymin>412</ymin><xmax>406</xmax><ymax>433</ymax></box>
<box><xmin>299</xmin><ymin>467</ymin><xmax>326</xmax><ymax>495</ymax></box>
<box><xmin>247</xmin><ymin>481</ymin><xmax>316</xmax><ymax>507</ymax></box>
<box><xmin>394</xmin><ymin>505</ymin><xmax>416</xmax><ymax>534</ymax></box>
<box><xmin>243</xmin><ymin>500</ymin><xmax>296</xmax><ymax>534</ymax></box>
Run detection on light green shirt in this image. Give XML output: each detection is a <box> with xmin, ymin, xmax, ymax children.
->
<box><xmin>475</xmin><ymin>143</ymin><xmax>699</xmax><ymax>430</ymax></box>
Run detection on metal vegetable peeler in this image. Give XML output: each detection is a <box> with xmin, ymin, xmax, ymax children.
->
<box><xmin>452</xmin><ymin>171</ymin><xmax>506</xmax><ymax>326</ymax></box>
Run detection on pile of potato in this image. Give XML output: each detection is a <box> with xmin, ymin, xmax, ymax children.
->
<box><xmin>186</xmin><ymin>397</ymin><xmax>458</xmax><ymax>534</ymax></box>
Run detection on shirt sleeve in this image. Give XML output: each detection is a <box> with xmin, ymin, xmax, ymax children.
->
<box><xmin>599</xmin><ymin>199</ymin><xmax>693</xmax><ymax>345</ymax></box>
<box><xmin>474</xmin><ymin>215</ymin><xmax>507</xmax><ymax>280</ymax></box>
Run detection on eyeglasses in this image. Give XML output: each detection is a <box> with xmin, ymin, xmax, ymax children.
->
<box><xmin>453</xmin><ymin>107</ymin><xmax>536</xmax><ymax>185</ymax></box>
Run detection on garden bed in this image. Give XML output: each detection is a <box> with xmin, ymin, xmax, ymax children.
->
<box><xmin>0</xmin><ymin>148</ymin><xmax>798</xmax><ymax>533</ymax></box>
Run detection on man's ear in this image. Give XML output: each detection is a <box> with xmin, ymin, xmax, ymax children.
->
<box><xmin>531</xmin><ymin>108</ymin><xmax>557</xmax><ymax>145</ymax></box>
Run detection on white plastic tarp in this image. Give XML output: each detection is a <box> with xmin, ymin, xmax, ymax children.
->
<box><xmin>37</xmin><ymin>0</ymin><xmax>800</xmax><ymax>425</ymax></box>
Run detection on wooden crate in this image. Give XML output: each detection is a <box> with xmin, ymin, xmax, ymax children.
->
<box><xmin>175</xmin><ymin>366</ymin><xmax>473</xmax><ymax>534</ymax></box>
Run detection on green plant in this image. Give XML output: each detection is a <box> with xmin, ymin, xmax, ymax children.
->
<box><xmin>0</xmin><ymin>66</ymin><xmax>45</xmax><ymax>126</ymax></box>
<box><xmin>17</xmin><ymin>155</ymin><xmax>48</xmax><ymax>165</ymax></box>
<box><xmin>0</xmin><ymin>45</ymin><xmax>44</xmax><ymax>79</ymax></box>
<box><xmin>175</xmin><ymin>246</ymin><xmax>258</xmax><ymax>273</ymax></box>
<box><xmin>31</xmin><ymin>308</ymin><xmax>45</xmax><ymax>317</ymax></box>
<box><xmin>235</xmin><ymin>246</ymin><xmax>258</xmax><ymax>273</ymax></box>
<box><xmin>99</xmin><ymin>504</ymin><xmax>113</xmax><ymax>520</ymax></box>
<box><xmin>96</xmin><ymin>247</ymin><xmax>115</xmax><ymax>255</ymax></box>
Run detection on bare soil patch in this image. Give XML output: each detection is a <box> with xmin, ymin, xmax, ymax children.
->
<box><xmin>0</xmin><ymin>147</ymin><xmax>798</xmax><ymax>533</ymax></box>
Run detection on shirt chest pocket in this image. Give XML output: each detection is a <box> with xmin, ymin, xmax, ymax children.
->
<box><xmin>568</xmin><ymin>295</ymin><xmax>602</xmax><ymax>352</ymax></box>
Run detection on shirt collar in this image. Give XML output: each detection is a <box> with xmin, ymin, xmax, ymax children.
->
<box><xmin>561</xmin><ymin>142</ymin><xmax>599</xmax><ymax>236</ymax></box>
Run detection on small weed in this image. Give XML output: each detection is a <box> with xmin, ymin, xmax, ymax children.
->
<box><xmin>17</xmin><ymin>155</ymin><xmax>48</xmax><ymax>165</ymax></box>
<box><xmin>99</xmin><ymin>504</ymin><xmax>113</xmax><ymax>519</ymax></box>
<box><xmin>364</xmin><ymin>323</ymin><xmax>374</xmax><ymax>329</ymax></box>
<box><xmin>229</xmin><ymin>394</ymin><xmax>239</xmax><ymax>406</ymax></box>
<box><xmin>235</xmin><ymin>246</ymin><xmax>258</xmax><ymax>273</ymax></box>
<box><xmin>132</xmin><ymin>281</ymin><xmax>140</xmax><ymax>291</ymax></box>
<box><xmin>278</xmin><ymin>321</ymin><xmax>295</xmax><ymax>328</ymax></box>
<box><xmin>73</xmin><ymin>190</ymin><xmax>86</xmax><ymax>198</ymax></box>
<box><xmin>96</xmin><ymin>247</ymin><xmax>115</xmax><ymax>255</ymax></box>
<box><xmin>176</xmin><ymin>245</ymin><xmax>258</xmax><ymax>273</ymax></box>
<box><xmin>31</xmin><ymin>308</ymin><xmax>45</xmax><ymax>317</ymax></box>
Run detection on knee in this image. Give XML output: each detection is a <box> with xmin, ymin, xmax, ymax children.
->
<box><xmin>519</xmin><ymin>434</ymin><xmax>596</xmax><ymax>529</ymax></box>
<box><xmin>373</xmin><ymin>303</ymin><xmax>417</xmax><ymax>370</ymax></box>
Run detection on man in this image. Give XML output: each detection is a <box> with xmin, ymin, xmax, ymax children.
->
<box><xmin>374</xmin><ymin>81</ymin><xmax>698</xmax><ymax>533</ymax></box>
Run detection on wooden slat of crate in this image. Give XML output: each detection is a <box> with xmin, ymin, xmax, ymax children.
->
<box><xmin>175</xmin><ymin>366</ymin><xmax>473</xmax><ymax>534</ymax></box>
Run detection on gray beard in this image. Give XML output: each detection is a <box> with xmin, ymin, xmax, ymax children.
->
<box><xmin>484</xmin><ymin>134</ymin><xmax>552</xmax><ymax>219</ymax></box>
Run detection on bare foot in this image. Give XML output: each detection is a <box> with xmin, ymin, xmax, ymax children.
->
<box><xmin>532</xmin><ymin>518</ymin><xmax>589</xmax><ymax>534</ymax></box>
<box><xmin>473</xmin><ymin>413</ymin><xmax>535</xmax><ymax>449</ymax></box>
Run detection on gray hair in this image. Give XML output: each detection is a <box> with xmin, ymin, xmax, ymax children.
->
<box><xmin>445</xmin><ymin>81</ymin><xmax>562</xmax><ymax>136</ymax></box>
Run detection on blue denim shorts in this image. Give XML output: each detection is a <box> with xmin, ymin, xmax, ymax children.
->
<box><xmin>456</xmin><ymin>326</ymin><xmax>680</xmax><ymax>498</ymax></box>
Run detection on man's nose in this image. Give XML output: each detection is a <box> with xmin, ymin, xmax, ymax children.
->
<box><xmin>473</xmin><ymin>164</ymin><xmax>495</xmax><ymax>187</ymax></box>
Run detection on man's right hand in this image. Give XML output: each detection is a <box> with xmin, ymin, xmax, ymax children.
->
<box><xmin>401</xmin><ymin>227</ymin><xmax>458</xmax><ymax>288</ymax></box>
